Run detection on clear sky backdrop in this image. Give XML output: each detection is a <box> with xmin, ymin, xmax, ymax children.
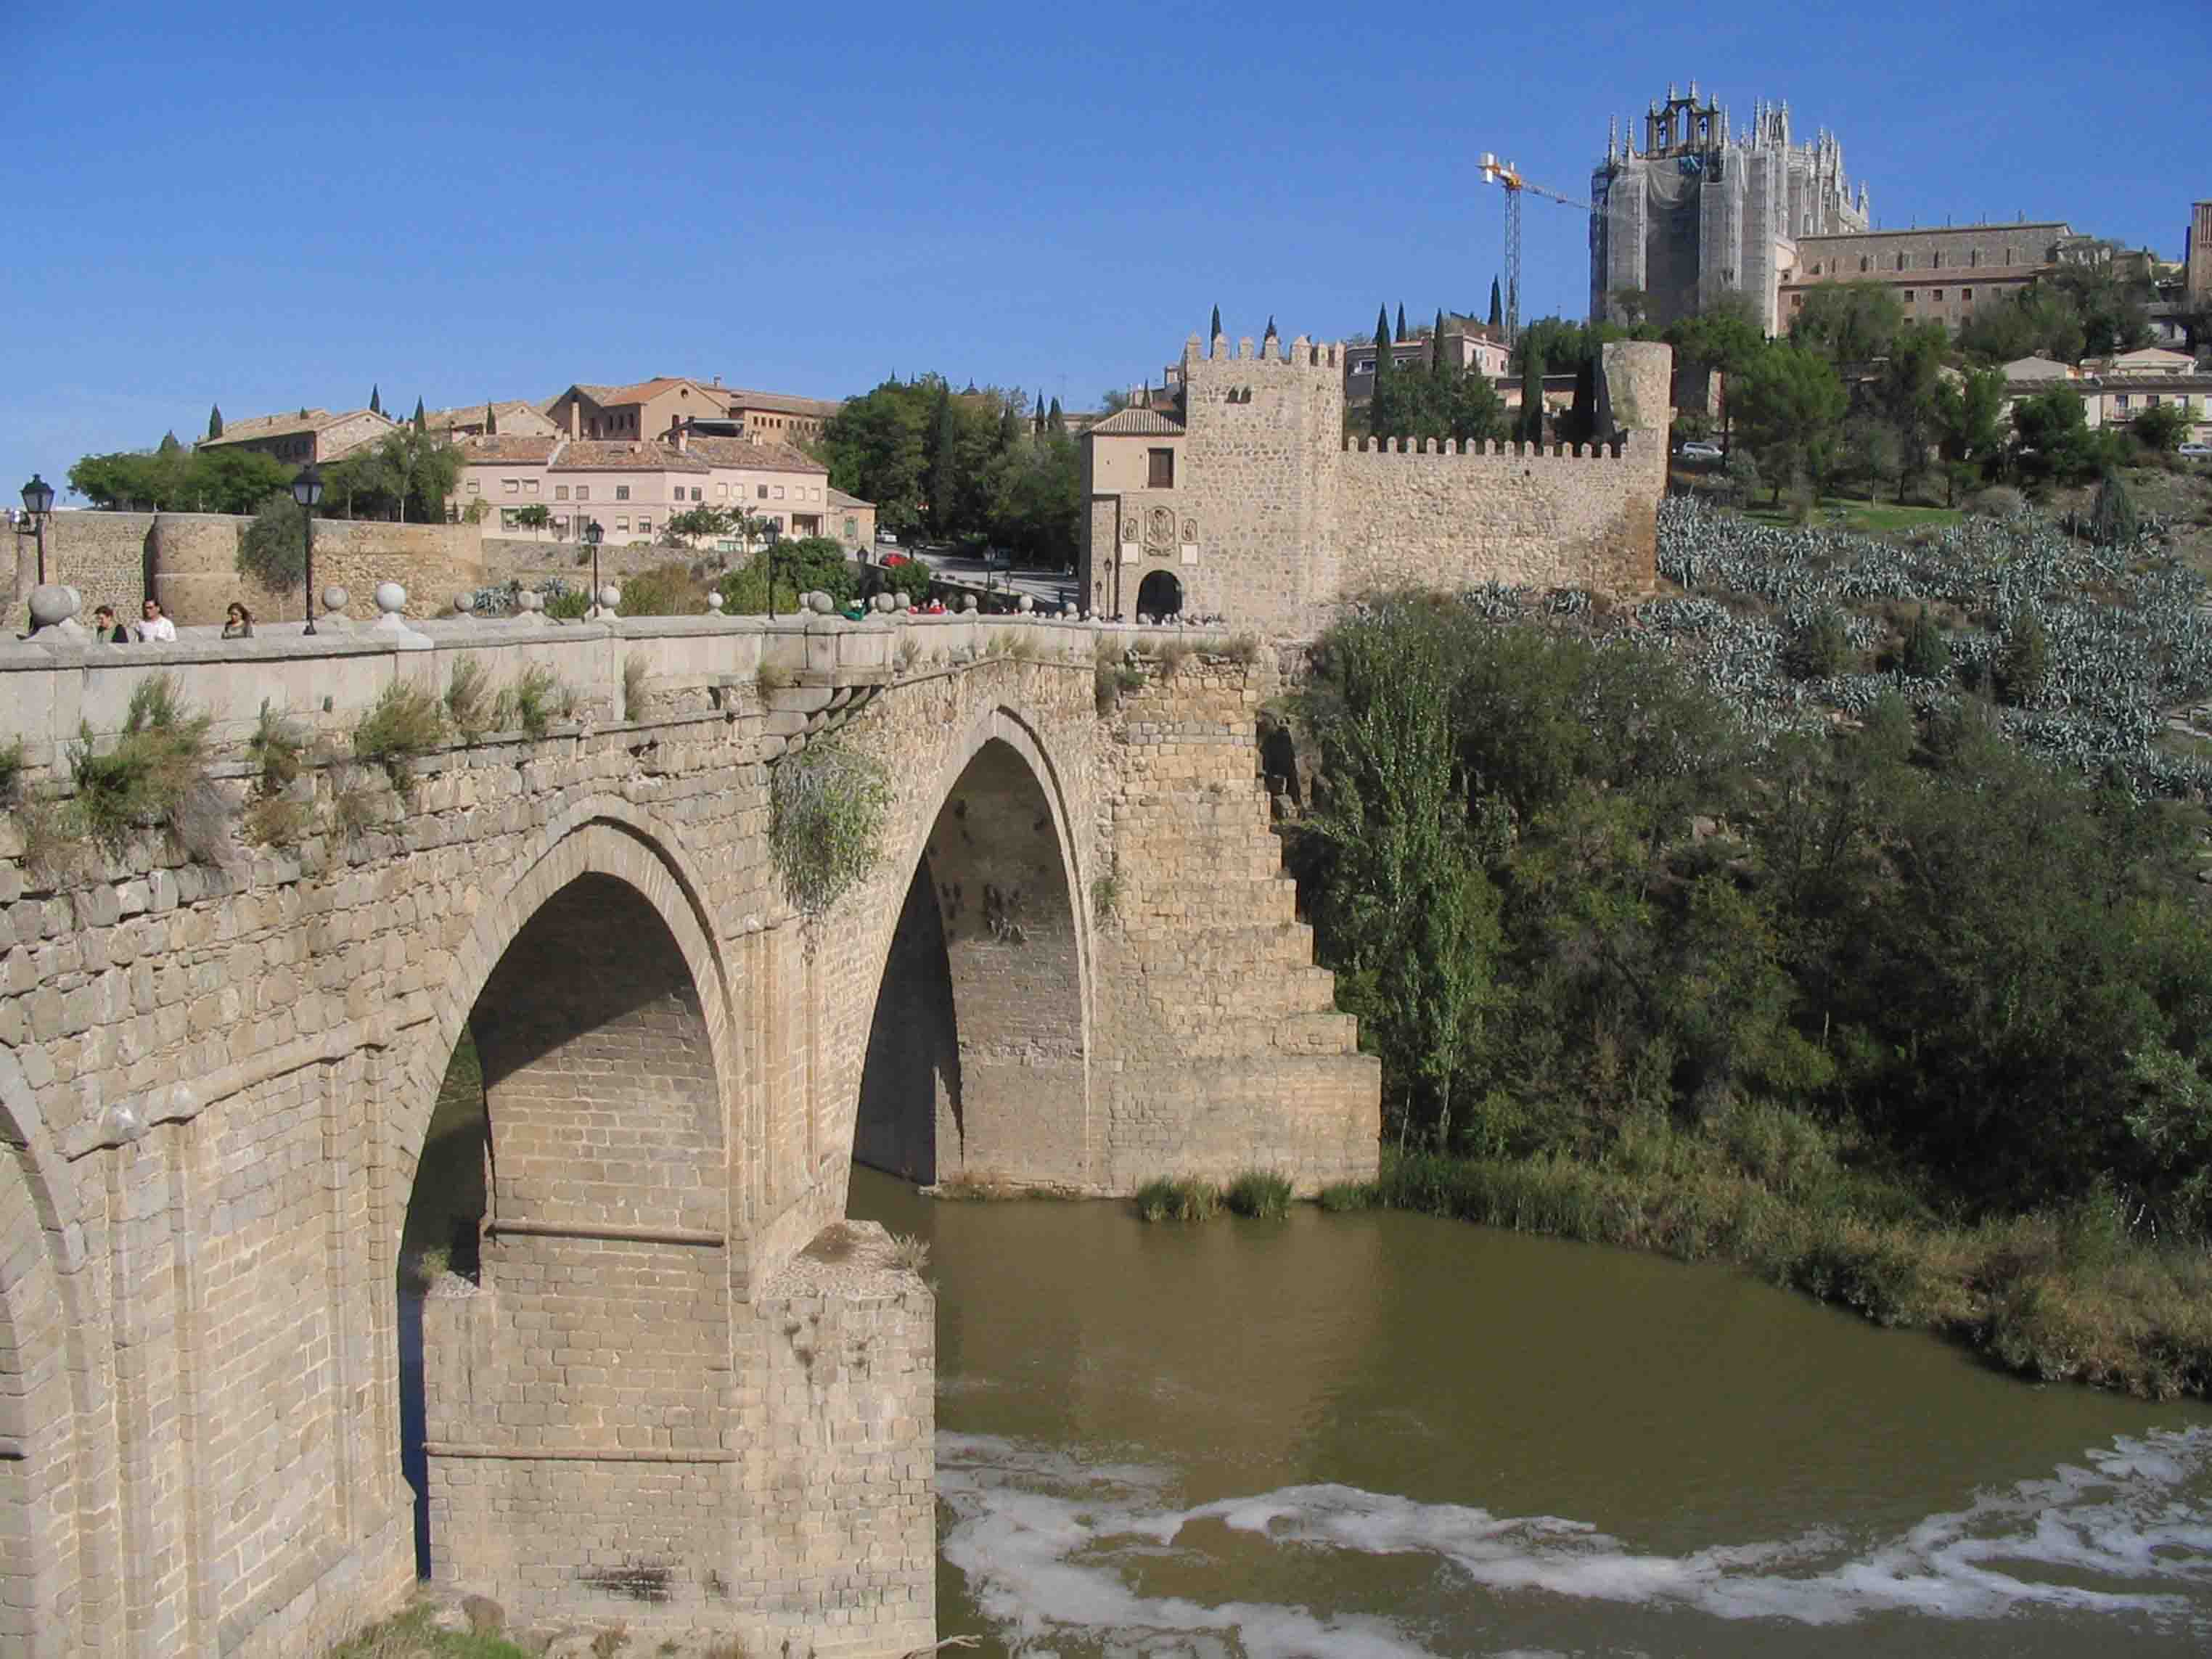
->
<box><xmin>7</xmin><ymin>0</ymin><xmax>2208</xmax><ymax>499</ymax></box>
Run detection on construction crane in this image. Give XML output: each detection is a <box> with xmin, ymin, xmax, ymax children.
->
<box><xmin>1477</xmin><ymin>153</ymin><xmax>1592</xmax><ymax>348</ymax></box>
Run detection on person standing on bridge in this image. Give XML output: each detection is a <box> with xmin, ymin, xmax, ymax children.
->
<box><xmin>223</xmin><ymin>602</ymin><xmax>254</xmax><ymax>639</ymax></box>
<box><xmin>135</xmin><ymin>597</ymin><xmax>176</xmax><ymax>642</ymax></box>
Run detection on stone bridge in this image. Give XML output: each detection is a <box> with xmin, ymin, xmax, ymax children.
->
<box><xmin>0</xmin><ymin>606</ymin><xmax>1378</xmax><ymax>1656</ymax></box>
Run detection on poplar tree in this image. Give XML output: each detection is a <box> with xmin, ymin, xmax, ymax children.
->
<box><xmin>1033</xmin><ymin>392</ymin><xmax>1046</xmax><ymax>433</ymax></box>
<box><xmin>1047</xmin><ymin>397</ymin><xmax>1065</xmax><ymax>435</ymax></box>
<box><xmin>208</xmin><ymin>404</ymin><xmax>224</xmax><ymax>439</ymax></box>
<box><xmin>1488</xmin><ymin>279</ymin><xmax>1503</xmax><ymax>332</ymax></box>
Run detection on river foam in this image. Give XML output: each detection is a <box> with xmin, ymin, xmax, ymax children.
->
<box><xmin>938</xmin><ymin>1427</ymin><xmax>2212</xmax><ymax>1654</ymax></box>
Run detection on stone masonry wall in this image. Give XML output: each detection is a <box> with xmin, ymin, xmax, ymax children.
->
<box><xmin>0</xmin><ymin>611</ymin><xmax>1376</xmax><ymax>1655</ymax></box>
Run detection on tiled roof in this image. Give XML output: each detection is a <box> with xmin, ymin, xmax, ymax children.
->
<box><xmin>456</xmin><ymin>435</ymin><xmax>560</xmax><ymax>464</ymax></box>
<box><xmin>201</xmin><ymin>408</ymin><xmax>392</xmax><ymax>446</ymax></box>
<box><xmin>827</xmin><ymin>487</ymin><xmax>874</xmax><ymax>509</ymax></box>
<box><xmin>1087</xmin><ymin>407</ymin><xmax>1186</xmax><ymax>437</ymax></box>
<box><xmin>426</xmin><ymin>400</ymin><xmax>559</xmax><ymax>433</ymax></box>
<box><xmin>549</xmin><ymin>440</ymin><xmax>709</xmax><ymax>474</ymax></box>
<box><xmin>683</xmin><ymin>436</ymin><xmax>828</xmax><ymax>475</ymax></box>
<box><xmin>721</xmin><ymin>387</ymin><xmax>843</xmax><ymax>418</ymax></box>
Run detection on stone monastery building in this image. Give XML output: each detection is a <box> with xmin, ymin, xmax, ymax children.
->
<box><xmin>1079</xmin><ymin>331</ymin><xmax>1674</xmax><ymax>636</ymax></box>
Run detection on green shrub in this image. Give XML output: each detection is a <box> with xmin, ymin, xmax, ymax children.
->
<box><xmin>878</xmin><ymin>560</ymin><xmax>933</xmax><ymax>606</ymax></box>
<box><xmin>247</xmin><ymin>699</ymin><xmax>308</xmax><ymax>794</ymax></box>
<box><xmin>68</xmin><ymin>674</ymin><xmax>213</xmax><ymax>855</ymax></box>
<box><xmin>1898</xmin><ymin>605</ymin><xmax>1950</xmax><ymax>680</ymax></box>
<box><xmin>2088</xmin><ymin>467</ymin><xmax>2139</xmax><ymax>546</ymax></box>
<box><xmin>623</xmin><ymin>653</ymin><xmax>650</xmax><ymax>722</ymax></box>
<box><xmin>353</xmin><ymin>680</ymin><xmax>446</xmax><ymax>779</ymax></box>
<box><xmin>1786</xmin><ymin>605</ymin><xmax>1853</xmax><ymax>680</ymax></box>
<box><xmin>544</xmin><ymin>588</ymin><xmax>590</xmax><ymax>621</ymax></box>
<box><xmin>236</xmin><ymin>493</ymin><xmax>305</xmax><ymax>595</ymax></box>
<box><xmin>616</xmin><ymin>561</ymin><xmax>708</xmax><ymax>617</ymax></box>
<box><xmin>501</xmin><ymin>663</ymin><xmax>575</xmax><ymax>738</ymax></box>
<box><xmin>1134</xmin><ymin>1176</ymin><xmax>1224</xmax><ymax>1222</ymax></box>
<box><xmin>241</xmin><ymin>795</ymin><xmax>310</xmax><ymax>848</ymax></box>
<box><xmin>446</xmin><ymin>658</ymin><xmax>498</xmax><ymax>744</ymax></box>
<box><xmin>1224</xmin><ymin>1170</ymin><xmax>1293</xmax><ymax>1218</ymax></box>
<box><xmin>769</xmin><ymin>740</ymin><xmax>891</xmax><ymax>917</ymax></box>
<box><xmin>0</xmin><ymin>736</ymin><xmax>24</xmax><ymax>803</ymax></box>
<box><xmin>1316</xmin><ymin>1181</ymin><xmax>1375</xmax><ymax>1213</ymax></box>
<box><xmin>1997</xmin><ymin>607</ymin><xmax>2051</xmax><ymax>705</ymax></box>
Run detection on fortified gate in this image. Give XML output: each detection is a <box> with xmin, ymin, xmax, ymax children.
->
<box><xmin>0</xmin><ymin>607</ymin><xmax>1379</xmax><ymax>1655</ymax></box>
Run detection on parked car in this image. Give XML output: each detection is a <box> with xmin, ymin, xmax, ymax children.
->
<box><xmin>2180</xmin><ymin>443</ymin><xmax>2211</xmax><ymax>461</ymax></box>
<box><xmin>1677</xmin><ymin>440</ymin><xmax>1725</xmax><ymax>463</ymax></box>
<box><xmin>876</xmin><ymin>531</ymin><xmax>900</xmax><ymax>545</ymax></box>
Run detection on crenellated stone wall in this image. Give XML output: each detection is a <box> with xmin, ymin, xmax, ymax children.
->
<box><xmin>0</xmin><ymin>611</ymin><xmax>1377</xmax><ymax>1656</ymax></box>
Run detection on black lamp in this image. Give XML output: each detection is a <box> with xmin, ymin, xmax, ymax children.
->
<box><xmin>584</xmin><ymin>520</ymin><xmax>604</xmax><ymax>617</ymax></box>
<box><xmin>20</xmin><ymin>473</ymin><xmax>54</xmax><ymax>586</ymax></box>
<box><xmin>291</xmin><ymin>464</ymin><xmax>324</xmax><ymax>632</ymax></box>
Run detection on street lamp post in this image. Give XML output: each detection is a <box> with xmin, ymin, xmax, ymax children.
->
<box><xmin>291</xmin><ymin>464</ymin><xmax>324</xmax><ymax>633</ymax></box>
<box><xmin>584</xmin><ymin>520</ymin><xmax>603</xmax><ymax>616</ymax></box>
<box><xmin>20</xmin><ymin>473</ymin><xmax>54</xmax><ymax>586</ymax></box>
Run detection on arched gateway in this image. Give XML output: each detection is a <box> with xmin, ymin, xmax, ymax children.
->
<box><xmin>0</xmin><ymin>613</ymin><xmax>1378</xmax><ymax>1654</ymax></box>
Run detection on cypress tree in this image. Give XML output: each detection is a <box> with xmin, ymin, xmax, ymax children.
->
<box><xmin>1517</xmin><ymin>344</ymin><xmax>1546</xmax><ymax>444</ymax></box>
<box><xmin>208</xmin><ymin>404</ymin><xmax>224</xmax><ymax>440</ymax></box>
<box><xmin>1211</xmin><ymin>303</ymin><xmax>1223</xmax><ymax>343</ymax></box>
<box><xmin>1488</xmin><ymin>278</ymin><xmax>1503</xmax><ymax>332</ymax></box>
<box><xmin>369</xmin><ymin>383</ymin><xmax>382</xmax><ymax>416</ymax></box>
<box><xmin>1370</xmin><ymin>308</ymin><xmax>1398</xmax><ymax>438</ymax></box>
<box><xmin>1263</xmin><ymin>314</ymin><xmax>1278</xmax><ymax>350</ymax></box>
<box><xmin>485</xmin><ymin>402</ymin><xmax>497</xmax><ymax>436</ymax></box>
<box><xmin>157</xmin><ymin>431</ymin><xmax>181</xmax><ymax>454</ymax></box>
<box><xmin>412</xmin><ymin>396</ymin><xmax>427</xmax><ymax>434</ymax></box>
<box><xmin>1033</xmin><ymin>392</ymin><xmax>1046</xmax><ymax>433</ymax></box>
<box><xmin>1396</xmin><ymin>303</ymin><xmax>1408</xmax><ymax>342</ymax></box>
<box><xmin>1432</xmin><ymin>308</ymin><xmax>1449</xmax><ymax>371</ymax></box>
<box><xmin>996</xmin><ymin>399</ymin><xmax>1020</xmax><ymax>452</ymax></box>
<box><xmin>1047</xmin><ymin>397</ymin><xmax>1065</xmax><ymax>435</ymax></box>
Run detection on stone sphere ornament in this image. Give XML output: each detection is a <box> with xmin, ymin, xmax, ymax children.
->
<box><xmin>374</xmin><ymin>582</ymin><xmax>407</xmax><ymax>616</ymax></box>
<box><xmin>707</xmin><ymin>591</ymin><xmax>725</xmax><ymax>612</ymax></box>
<box><xmin>599</xmin><ymin>586</ymin><xmax>621</xmax><ymax>610</ymax></box>
<box><xmin>322</xmin><ymin>586</ymin><xmax>349</xmax><ymax>615</ymax></box>
<box><xmin>454</xmin><ymin>594</ymin><xmax>473</xmax><ymax>615</ymax></box>
<box><xmin>27</xmin><ymin>584</ymin><xmax>78</xmax><ymax>628</ymax></box>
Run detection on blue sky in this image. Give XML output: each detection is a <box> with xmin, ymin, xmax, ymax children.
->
<box><xmin>7</xmin><ymin>0</ymin><xmax>2206</xmax><ymax>498</ymax></box>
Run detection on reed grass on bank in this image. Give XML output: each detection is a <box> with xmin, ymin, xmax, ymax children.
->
<box><xmin>1350</xmin><ymin>1116</ymin><xmax>2212</xmax><ymax>1401</ymax></box>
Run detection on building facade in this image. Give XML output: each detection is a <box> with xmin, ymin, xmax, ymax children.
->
<box><xmin>450</xmin><ymin>433</ymin><xmax>840</xmax><ymax>544</ymax></box>
<box><xmin>1779</xmin><ymin>221</ymin><xmax>2074</xmax><ymax>336</ymax></box>
<box><xmin>1344</xmin><ymin>319</ymin><xmax>1511</xmax><ymax>407</ymax></box>
<box><xmin>1592</xmin><ymin>84</ymin><xmax>1869</xmax><ymax>334</ymax></box>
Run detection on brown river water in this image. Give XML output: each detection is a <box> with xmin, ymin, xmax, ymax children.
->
<box><xmin>845</xmin><ymin>1166</ymin><xmax>2212</xmax><ymax>1658</ymax></box>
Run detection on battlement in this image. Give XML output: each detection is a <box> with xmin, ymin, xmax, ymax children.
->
<box><xmin>1344</xmin><ymin>435</ymin><xmax>1639</xmax><ymax>462</ymax></box>
<box><xmin>1182</xmin><ymin>332</ymin><xmax>1343</xmax><ymax>371</ymax></box>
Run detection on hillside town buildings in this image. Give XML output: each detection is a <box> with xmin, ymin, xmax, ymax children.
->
<box><xmin>197</xmin><ymin>406</ymin><xmax>398</xmax><ymax>465</ymax></box>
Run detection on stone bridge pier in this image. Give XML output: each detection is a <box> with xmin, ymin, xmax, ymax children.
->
<box><xmin>0</xmin><ymin>608</ymin><xmax>1377</xmax><ymax>1655</ymax></box>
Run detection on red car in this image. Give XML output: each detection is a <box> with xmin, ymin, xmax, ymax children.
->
<box><xmin>881</xmin><ymin>552</ymin><xmax>911</xmax><ymax>566</ymax></box>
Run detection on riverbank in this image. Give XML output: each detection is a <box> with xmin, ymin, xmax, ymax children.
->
<box><xmin>1331</xmin><ymin>1119</ymin><xmax>2212</xmax><ymax>1401</ymax></box>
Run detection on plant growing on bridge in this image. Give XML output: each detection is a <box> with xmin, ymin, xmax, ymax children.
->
<box><xmin>353</xmin><ymin>679</ymin><xmax>446</xmax><ymax>783</ymax></box>
<box><xmin>445</xmin><ymin>658</ymin><xmax>497</xmax><ymax>745</ymax></box>
<box><xmin>67</xmin><ymin>674</ymin><xmax>215</xmax><ymax>857</ymax></box>
<box><xmin>769</xmin><ymin>738</ymin><xmax>892</xmax><ymax>918</ymax></box>
<box><xmin>0</xmin><ymin>737</ymin><xmax>23</xmax><ymax>803</ymax></box>
<box><xmin>623</xmin><ymin>653</ymin><xmax>650</xmax><ymax>722</ymax></box>
<box><xmin>500</xmin><ymin>663</ymin><xmax>575</xmax><ymax>738</ymax></box>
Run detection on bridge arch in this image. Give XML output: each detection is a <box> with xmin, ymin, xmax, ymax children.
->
<box><xmin>0</xmin><ymin>1052</ymin><xmax>94</xmax><ymax>1658</ymax></box>
<box><xmin>388</xmin><ymin>803</ymin><xmax>744</xmax><ymax>1592</ymax></box>
<box><xmin>853</xmin><ymin>700</ymin><xmax>1097</xmax><ymax>1187</ymax></box>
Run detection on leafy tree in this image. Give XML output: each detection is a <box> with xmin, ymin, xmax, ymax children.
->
<box><xmin>1959</xmin><ymin>284</ymin><xmax>2086</xmax><ymax>367</ymax></box>
<box><xmin>1488</xmin><ymin>277</ymin><xmax>1502</xmax><ymax>331</ymax></box>
<box><xmin>1610</xmin><ymin>287</ymin><xmax>1648</xmax><ymax>325</ymax></box>
<box><xmin>2009</xmin><ymin>384</ymin><xmax>2129</xmax><ymax>484</ymax></box>
<box><xmin>207</xmin><ymin>404</ymin><xmax>223</xmax><ymax>440</ymax></box>
<box><xmin>1732</xmin><ymin>342</ymin><xmax>1848</xmax><ymax>500</ymax></box>
<box><xmin>1900</xmin><ymin>606</ymin><xmax>1950</xmax><ymax>680</ymax></box>
<box><xmin>821</xmin><ymin>377</ymin><xmax>935</xmax><ymax>539</ymax></box>
<box><xmin>318</xmin><ymin>428</ymin><xmax>464</xmax><ymax>522</ymax></box>
<box><xmin>1877</xmin><ymin>322</ymin><xmax>1951</xmax><ymax>500</ymax></box>
<box><xmin>922</xmin><ymin>380</ymin><xmax>958</xmax><ymax>540</ymax></box>
<box><xmin>663</xmin><ymin>504</ymin><xmax>731</xmax><ymax>544</ymax></box>
<box><xmin>1936</xmin><ymin>365</ymin><xmax>2007</xmax><ymax>499</ymax></box>
<box><xmin>2131</xmin><ymin>403</ymin><xmax>2192</xmax><ymax>453</ymax></box>
<box><xmin>237</xmin><ymin>495</ymin><xmax>306</xmax><ymax>595</ymax></box>
<box><xmin>1723</xmin><ymin>447</ymin><xmax>1763</xmax><ymax>506</ymax></box>
<box><xmin>189</xmin><ymin>447</ymin><xmax>295</xmax><ymax>513</ymax></box>
<box><xmin>2047</xmin><ymin>263</ymin><xmax>2153</xmax><ymax>358</ymax></box>
<box><xmin>1790</xmin><ymin>282</ymin><xmax>1903</xmax><ymax>366</ymax></box>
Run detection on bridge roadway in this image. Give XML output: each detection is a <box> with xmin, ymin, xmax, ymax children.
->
<box><xmin>0</xmin><ymin>605</ymin><xmax>1378</xmax><ymax>1656</ymax></box>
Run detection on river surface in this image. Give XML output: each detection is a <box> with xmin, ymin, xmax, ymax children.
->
<box><xmin>845</xmin><ymin>1166</ymin><xmax>2212</xmax><ymax>1658</ymax></box>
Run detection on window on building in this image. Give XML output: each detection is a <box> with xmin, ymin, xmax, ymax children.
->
<box><xmin>1970</xmin><ymin>249</ymin><xmax>1980</xmax><ymax>268</ymax></box>
<box><xmin>524</xmin><ymin>480</ymin><xmax>538</xmax><ymax>494</ymax></box>
<box><xmin>615</xmin><ymin>516</ymin><xmax>630</xmax><ymax>531</ymax></box>
<box><xmin>555</xmin><ymin>485</ymin><xmax>568</xmax><ymax>500</ymax></box>
<box><xmin>1896</xmin><ymin>253</ymin><xmax>1907</xmax><ymax>270</ymax></box>
<box><xmin>504</xmin><ymin>479</ymin><xmax>518</xmax><ymax>494</ymax></box>
<box><xmin>1962</xmin><ymin>287</ymin><xmax>1973</xmax><ymax>302</ymax></box>
<box><xmin>575</xmin><ymin>486</ymin><xmax>590</xmax><ymax>501</ymax></box>
<box><xmin>1932</xmin><ymin>251</ymin><xmax>1943</xmax><ymax>268</ymax></box>
<box><xmin>1932</xmin><ymin>289</ymin><xmax>1943</xmax><ymax>301</ymax></box>
<box><xmin>466</xmin><ymin>479</ymin><xmax>480</xmax><ymax>493</ymax></box>
<box><xmin>2147</xmin><ymin>394</ymin><xmax>2161</xmax><ymax>406</ymax></box>
<box><xmin>1903</xmin><ymin>290</ymin><xmax>1915</xmax><ymax>303</ymax></box>
<box><xmin>773</xmin><ymin>486</ymin><xmax>785</xmax><ymax>499</ymax></box>
<box><xmin>501</xmin><ymin>509</ymin><xmax>516</xmax><ymax>528</ymax></box>
<box><xmin>615</xmin><ymin>485</ymin><xmax>631</xmax><ymax>501</ymax></box>
<box><xmin>639</xmin><ymin>517</ymin><xmax>652</xmax><ymax>537</ymax></box>
<box><xmin>1860</xmin><ymin>255</ymin><xmax>1871</xmax><ymax>272</ymax></box>
<box><xmin>1791</xmin><ymin>293</ymin><xmax>1803</xmax><ymax>307</ymax></box>
<box><xmin>758</xmin><ymin>485</ymin><xmax>769</xmax><ymax>499</ymax></box>
<box><xmin>1147</xmin><ymin>447</ymin><xmax>1176</xmax><ymax>488</ymax></box>
<box><xmin>1809</xmin><ymin>262</ymin><xmax>1822</xmax><ymax>275</ymax></box>
<box><xmin>2115</xmin><ymin>395</ymin><xmax>2131</xmax><ymax>410</ymax></box>
<box><xmin>2004</xmin><ymin>247</ymin><xmax>2014</xmax><ymax>265</ymax></box>
<box><xmin>844</xmin><ymin>517</ymin><xmax>858</xmax><ymax>540</ymax></box>
<box><xmin>692</xmin><ymin>488</ymin><xmax>703</xmax><ymax>501</ymax></box>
